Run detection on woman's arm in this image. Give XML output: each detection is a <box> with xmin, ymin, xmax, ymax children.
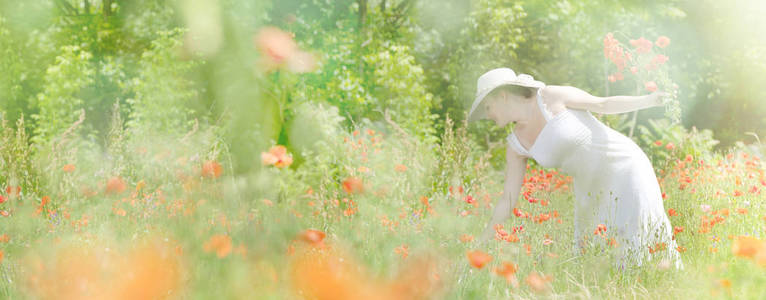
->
<box><xmin>542</xmin><ymin>85</ymin><xmax>664</xmax><ymax>114</ymax></box>
<box><xmin>479</xmin><ymin>147</ymin><xmax>527</xmax><ymax>242</ymax></box>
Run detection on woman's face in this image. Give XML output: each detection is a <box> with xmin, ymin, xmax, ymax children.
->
<box><xmin>484</xmin><ymin>90</ymin><xmax>527</xmax><ymax>127</ymax></box>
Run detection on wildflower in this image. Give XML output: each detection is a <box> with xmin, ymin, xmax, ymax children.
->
<box><xmin>5</xmin><ymin>186</ymin><xmax>20</xmax><ymax>197</ymax></box>
<box><xmin>394</xmin><ymin>245</ymin><xmax>409</xmax><ymax>259</ymax></box>
<box><xmin>525</xmin><ymin>272</ymin><xmax>552</xmax><ymax>294</ymax></box>
<box><xmin>493</xmin><ymin>262</ymin><xmax>518</xmax><ymax>284</ymax></box>
<box><xmin>603</xmin><ymin>33</ymin><xmax>627</xmax><ymax>70</ymax></box>
<box><xmin>460</xmin><ymin>234</ymin><xmax>474</xmax><ymax>243</ymax></box>
<box><xmin>655</xmin><ymin>36</ymin><xmax>671</xmax><ymax>48</ymax></box>
<box><xmin>504</xmin><ymin>234</ymin><xmax>520</xmax><ymax>243</ymax></box>
<box><xmin>201</xmin><ymin>160</ymin><xmax>223</xmax><ymax>178</ymax></box>
<box><xmin>668</xmin><ymin>208</ymin><xmax>678</xmax><ymax>216</ymax></box>
<box><xmin>513</xmin><ymin>207</ymin><xmax>524</xmax><ymax>218</ymax></box>
<box><xmin>649</xmin><ymin>242</ymin><xmax>667</xmax><ymax>254</ymax></box>
<box><xmin>0</xmin><ymin>250</ymin><xmax>3</xmax><ymax>264</ymax></box>
<box><xmin>665</xmin><ymin>142</ymin><xmax>675</xmax><ymax>150</ymax></box>
<box><xmin>203</xmin><ymin>234</ymin><xmax>233</xmax><ymax>258</ymax></box>
<box><xmin>464</xmin><ymin>195</ymin><xmax>475</xmax><ymax>204</ymax></box>
<box><xmin>261</xmin><ymin>145</ymin><xmax>293</xmax><ymax>168</ymax></box>
<box><xmin>630</xmin><ymin>37</ymin><xmax>653</xmax><ymax>54</ymax></box>
<box><xmin>466</xmin><ymin>250</ymin><xmax>492</xmax><ymax>269</ymax></box>
<box><xmin>677</xmin><ymin>246</ymin><xmax>687</xmax><ymax>253</ymax></box>
<box><xmin>62</xmin><ymin>164</ymin><xmax>76</xmax><ymax>173</ymax></box>
<box><xmin>299</xmin><ymin>229</ymin><xmax>326</xmax><ymax>246</ymax></box>
<box><xmin>737</xmin><ymin>208</ymin><xmax>748</xmax><ymax>214</ymax></box>
<box><xmin>594</xmin><ymin>224</ymin><xmax>607</xmax><ymax>236</ymax></box>
<box><xmin>0</xmin><ymin>195</ymin><xmax>5</xmax><ymax>204</ymax></box>
<box><xmin>644</xmin><ymin>81</ymin><xmax>658</xmax><ymax>92</ymax></box>
<box><xmin>733</xmin><ymin>190</ymin><xmax>743</xmax><ymax>197</ymax></box>
<box><xmin>394</xmin><ymin>164</ymin><xmax>407</xmax><ymax>172</ymax></box>
<box><xmin>342</xmin><ymin>177</ymin><xmax>364</xmax><ymax>194</ymax></box>
<box><xmin>673</xmin><ymin>226</ymin><xmax>684</xmax><ymax>235</ymax></box>
<box><xmin>654</xmin><ymin>140</ymin><xmax>663</xmax><ymax>146</ymax></box>
<box><xmin>105</xmin><ymin>177</ymin><xmax>127</xmax><ymax>194</ymax></box>
<box><xmin>646</xmin><ymin>54</ymin><xmax>669</xmax><ymax>70</ymax></box>
<box><xmin>0</xmin><ymin>234</ymin><xmax>8</xmax><ymax>243</ymax></box>
<box><xmin>494</xmin><ymin>224</ymin><xmax>508</xmax><ymax>240</ymax></box>
<box><xmin>732</xmin><ymin>236</ymin><xmax>765</xmax><ymax>259</ymax></box>
<box><xmin>700</xmin><ymin>204</ymin><xmax>712</xmax><ymax>213</ymax></box>
<box><xmin>254</xmin><ymin>26</ymin><xmax>316</xmax><ymax>73</ymax></box>
<box><xmin>36</xmin><ymin>196</ymin><xmax>50</xmax><ymax>215</ymax></box>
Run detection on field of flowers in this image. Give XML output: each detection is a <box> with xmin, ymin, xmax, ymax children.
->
<box><xmin>2</xmin><ymin>1</ymin><xmax>766</xmax><ymax>299</ymax></box>
<box><xmin>1</xmin><ymin>116</ymin><xmax>765</xmax><ymax>299</ymax></box>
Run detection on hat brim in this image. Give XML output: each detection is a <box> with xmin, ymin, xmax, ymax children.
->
<box><xmin>467</xmin><ymin>80</ymin><xmax>545</xmax><ymax>122</ymax></box>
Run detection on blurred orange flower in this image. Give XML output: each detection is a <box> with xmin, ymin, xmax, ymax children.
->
<box><xmin>106</xmin><ymin>176</ymin><xmax>127</xmax><ymax>195</ymax></box>
<box><xmin>493</xmin><ymin>262</ymin><xmax>518</xmax><ymax>284</ymax></box>
<box><xmin>342</xmin><ymin>177</ymin><xmax>364</xmax><ymax>194</ymax></box>
<box><xmin>261</xmin><ymin>145</ymin><xmax>293</xmax><ymax>168</ymax></box>
<box><xmin>466</xmin><ymin>250</ymin><xmax>492</xmax><ymax>269</ymax></box>
<box><xmin>394</xmin><ymin>164</ymin><xmax>407</xmax><ymax>172</ymax></box>
<box><xmin>201</xmin><ymin>160</ymin><xmax>223</xmax><ymax>178</ymax></box>
<box><xmin>732</xmin><ymin>236</ymin><xmax>766</xmax><ymax>262</ymax></box>
<box><xmin>254</xmin><ymin>26</ymin><xmax>316</xmax><ymax>73</ymax></box>
<box><xmin>62</xmin><ymin>164</ymin><xmax>76</xmax><ymax>173</ymax></box>
<box><xmin>630</xmin><ymin>37</ymin><xmax>653</xmax><ymax>54</ymax></box>
<box><xmin>394</xmin><ymin>245</ymin><xmax>409</xmax><ymax>259</ymax></box>
<box><xmin>21</xmin><ymin>238</ymin><xmax>183</xmax><ymax>300</ymax></box>
<box><xmin>673</xmin><ymin>226</ymin><xmax>684</xmax><ymax>235</ymax></box>
<box><xmin>525</xmin><ymin>272</ymin><xmax>552</xmax><ymax>293</ymax></box>
<box><xmin>300</xmin><ymin>229</ymin><xmax>326</xmax><ymax>246</ymax></box>
<box><xmin>0</xmin><ymin>234</ymin><xmax>9</xmax><ymax>243</ymax></box>
<box><xmin>36</xmin><ymin>196</ymin><xmax>50</xmax><ymax>215</ymax></box>
<box><xmin>460</xmin><ymin>234</ymin><xmax>474</xmax><ymax>243</ymax></box>
<box><xmin>203</xmin><ymin>234</ymin><xmax>233</xmax><ymax>258</ymax></box>
<box><xmin>655</xmin><ymin>36</ymin><xmax>671</xmax><ymax>48</ymax></box>
<box><xmin>644</xmin><ymin>81</ymin><xmax>658</xmax><ymax>92</ymax></box>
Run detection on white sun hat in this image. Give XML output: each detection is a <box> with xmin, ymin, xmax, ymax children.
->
<box><xmin>467</xmin><ymin>68</ymin><xmax>545</xmax><ymax>122</ymax></box>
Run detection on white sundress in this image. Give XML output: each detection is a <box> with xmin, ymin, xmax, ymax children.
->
<box><xmin>507</xmin><ymin>87</ymin><xmax>682</xmax><ymax>269</ymax></box>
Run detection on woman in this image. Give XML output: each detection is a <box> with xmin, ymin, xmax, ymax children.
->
<box><xmin>468</xmin><ymin>68</ymin><xmax>681</xmax><ymax>268</ymax></box>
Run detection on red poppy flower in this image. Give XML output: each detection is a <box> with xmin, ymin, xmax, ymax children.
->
<box><xmin>105</xmin><ymin>177</ymin><xmax>127</xmax><ymax>194</ymax></box>
<box><xmin>466</xmin><ymin>250</ymin><xmax>492</xmax><ymax>269</ymax></box>
<box><xmin>201</xmin><ymin>160</ymin><xmax>223</xmax><ymax>178</ymax></box>
<box><xmin>342</xmin><ymin>177</ymin><xmax>364</xmax><ymax>194</ymax></box>
<box><xmin>655</xmin><ymin>36</ymin><xmax>671</xmax><ymax>48</ymax></box>
<box><xmin>300</xmin><ymin>229</ymin><xmax>326</xmax><ymax>246</ymax></box>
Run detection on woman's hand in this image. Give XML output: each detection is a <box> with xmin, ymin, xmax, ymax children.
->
<box><xmin>649</xmin><ymin>91</ymin><xmax>668</xmax><ymax>107</ymax></box>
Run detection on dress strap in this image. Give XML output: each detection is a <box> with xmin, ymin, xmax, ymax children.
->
<box><xmin>536</xmin><ymin>87</ymin><xmax>553</xmax><ymax>122</ymax></box>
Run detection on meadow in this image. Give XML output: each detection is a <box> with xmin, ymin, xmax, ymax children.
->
<box><xmin>1</xmin><ymin>114</ymin><xmax>765</xmax><ymax>299</ymax></box>
<box><xmin>2</xmin><ymin>0</ymin><xmax>766</xmax><ymax>299</ymax></box>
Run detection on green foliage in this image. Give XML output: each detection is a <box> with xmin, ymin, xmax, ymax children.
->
<box><xmin>31</xmin><ymin>45</ymin><xmax>95</xmax><ymax>144</ymax></box>
<box><xmin>126</xmin><ymin>29</ymin><xmax>201</xmax><ymax>136</ymax></box>
<box><xmin>362</xmin><ymin>44</ymin><xmax>437</xmax><ymax>141</ymax></box>
<box><xmin>637</xmin><ymin>118</ymin><xmax>719</xmax><ymax>170</ymax></box>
